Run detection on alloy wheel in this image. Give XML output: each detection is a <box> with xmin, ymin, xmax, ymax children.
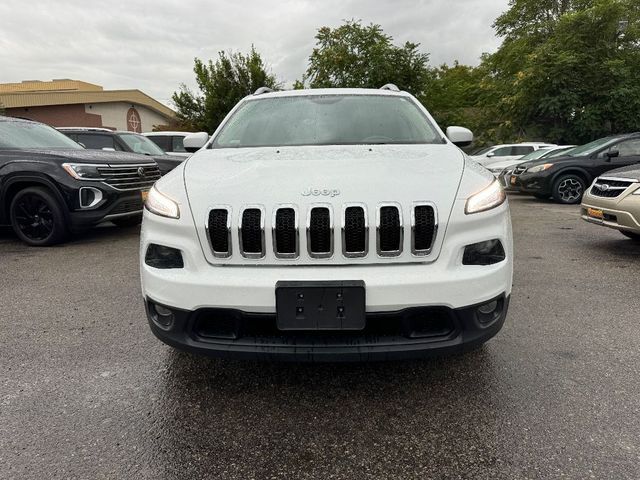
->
<box><xmin>12</xmin><ymin>194</ymin><xmax>55</xmax><ymax>241</ymax></box>
<box><xmin>557</xmin><ymin>178</ymin><xmax>583</xmax><ymax>203</ymax></box>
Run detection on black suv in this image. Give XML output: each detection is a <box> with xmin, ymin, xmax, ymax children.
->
<box><xmin>510</xmin><ymin>133</ymin><xmax>640</xmax><ymax>203</ymax></box>
<box><xmin>0</xmin><ymin>116</ymin><xmax>160</xmax><ymax>246</ymax></box>
<box><xmin>58</xmin><ymin>128</ymin><xmax>183</xmax><ymax>175</ymax></box>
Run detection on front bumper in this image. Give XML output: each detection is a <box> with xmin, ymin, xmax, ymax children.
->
<box><xmin>581</xmin><ymin>189</ymin><xmax>640</xmax><ymax>234</ymax></box>
<box><xmin>145</xmin><ymin>294</ymin><xmax>509</xmax><ymax>361</ymax></box>
<box><xmin>511</xmin><ymin>172</ymin><xmax>552</xmax><ymax>195</ymax></box>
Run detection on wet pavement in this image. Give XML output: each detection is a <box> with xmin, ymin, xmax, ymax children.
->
<box><xmin>1</xmin><ymin>194</ymin><xmax>639</xmax><ymax>479</ymax></box>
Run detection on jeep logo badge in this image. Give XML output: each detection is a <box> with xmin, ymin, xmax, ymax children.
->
<box><xmin>301</xmin><ymin>187</ymin><xmax>341</xmax><ymax>197</ymax></box>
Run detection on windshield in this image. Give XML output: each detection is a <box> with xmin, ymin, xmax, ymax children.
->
<box><xmin>118</xmin><ymin>133</ymin><xmax>166</xmax><ymax>155</ymax></box>
<box><xmin>212</xmin><ymin>95</ymin><xmax>443</xmax><ymax>148</ymax></box>
<box><xmin>0</xmin><ymin>120</ymin><xmax>83</xmax><ymax>150</ymax></box>
<box><xmin>472</xmin><ymin>146</ymin><xmax>493</xmax><ymax>155</ymax></box>
<box><xmin>518</xmin><ymin>149</ymin><xmax>552</xmax><ymax>161</ymax></box>
<box><xmin>542</xmin><ymin>147</ymin><xmax>575</xmax><ymax>159</ymax></box>
<box><xmin>568</xmin><ymin>137</ymin><xmax>617</xmax><ymax>157</ymax></box>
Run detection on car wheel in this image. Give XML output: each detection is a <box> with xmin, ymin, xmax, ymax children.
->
<box><xmin>9</xmin><ymin>187</ymin><xmax>68</xmax><ymax>246</ymax></box>
<box><xmin>621</xmin><ymin>231</ymin><xmax>640</xmax><ymax>241</ymax></box>
<box><xmin>112</xmin><ymin>214</ymin><xmax>142</xmax><ymax>228</ymax></box>
<box><xmin>552</xmin><ymin>174</ymin><xmax>585</xmax><ymax>204</ymax></box>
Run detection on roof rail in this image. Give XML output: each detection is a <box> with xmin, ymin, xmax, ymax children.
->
<box><xmin>253</xmin><ymin>87</ymin><xmax>274</xmax><ymax>95</ymax></box>
<box><xmin>57</xmin><ymin>127</ymin><xmax>113</xmax><ymax>132</ymax></box>
<box><xmin>380</xmin><ymin>83</ymin><xmax>400</xmax><ymax>92</ymax></box>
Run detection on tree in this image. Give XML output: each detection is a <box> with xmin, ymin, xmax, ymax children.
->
<box><xmin>301</xmin><ymin>21</ymin><xmax>432</xmax><ymax>96</ymax></box>
<box><xmin>172</xmin><ymin>46</ymin><xmax>280</xmax><ymax>133</ymax></box>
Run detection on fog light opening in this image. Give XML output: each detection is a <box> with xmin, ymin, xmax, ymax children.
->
<box><xmin>476</xmin><ymin>298</ymin><xmax>503</xmax><ymax>325</ymax></box>
<box><xmin>463</xmin><ymin>239</ymin><xmax>506</xmax><ymax>266</ymax></box>
<box><xmin>478</xmin><ymin>301</ymin><xmax>497</xmax><ymax>315</ymax></box>
<box><xmin>150</xmin><ymin>302</ymin><xmax>174</xmax><ymax>330</ymax></box>
<box><xmin>145</xmin><ymin>244</ymin><xmax>184</xmax><ymax>269</ymax></box>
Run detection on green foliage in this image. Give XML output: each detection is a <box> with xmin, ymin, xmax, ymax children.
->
<box><xmin>172</xmin><ymin>46</ymin><xmax>280</xmax><ymax>133</ymax></box>
<box><xmin>302</xmin><ymin>20</ymin><xmax>432</xmax><ymax>96</ymax></box>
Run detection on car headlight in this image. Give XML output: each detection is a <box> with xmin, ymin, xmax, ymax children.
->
<box><xmin>62</xmin><ymin>163</ymin><xmax>105</xmax><ymax>180</ymax></box>
<box><xmin>145</xmin><ymin>185</ymin><xmax>180</xmax><ymax>219</ymax></box>
<box><xmin>526</xmin><ymin>163</ymin><xmax>553</xmax><ymax>173</ymax></box>
<box><xmin>633</xmin><ymin>186</ymin><xmax>640</xmax><ymax>195</ymax></box>
<box><xmin>465</xmin><ymin>180</ymin><xmax>506</xmax><ymax>214</ymax></box>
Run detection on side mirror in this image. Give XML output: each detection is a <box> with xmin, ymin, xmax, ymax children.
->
<box><xmin>606</xmin><ymin>149</ymin><xmax>619</xmax><ymax>161</ymax></box>
<box><xmin>486</xmin><ymin>152</ymin><xmax>495</xmax><ymax>158</ymax></box>
<box><xmin>101</xmin><ymin>147</ymin><xmax>116</xmax><ymax>152</ymax></box>
<box><xmin>446</xmin><ymin>126</ymin><xmax>473</xmax><ymax>147</ymax></box>
<box><xmin>183</xmin><ymin>132</ymin><xmax>209</xmax><ymax>153</ymax></box>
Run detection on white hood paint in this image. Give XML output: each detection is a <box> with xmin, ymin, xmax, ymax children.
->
<box><xmin>184</xmin><ymin>143</ymin><xmax>465</xmax><ymax>265</ymax></box>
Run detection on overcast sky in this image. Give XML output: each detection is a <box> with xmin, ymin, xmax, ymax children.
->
<box><xmin>0</xmin><ymin>0</ymin><xmax>508</xmax><ymax>108</ymax></box>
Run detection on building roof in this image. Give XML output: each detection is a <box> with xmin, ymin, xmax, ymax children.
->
<box><xmin>0</xmin><ymin>79</ymin><xmax>176</xmax><ymax>120</ymax></box>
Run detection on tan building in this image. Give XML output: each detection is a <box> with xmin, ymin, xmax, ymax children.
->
<box><xmin>0</xmin><ymin>79</ymin><xmax>176</xmax><ymax>132</ymax></box>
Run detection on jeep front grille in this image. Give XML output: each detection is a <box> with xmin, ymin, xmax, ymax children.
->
<box><xmin>205</xmin><ymin>204</ymin><xmax>437</xmax><ymax>260</ymax></box>
<box><xmin>97</xmin><ymin>164</ymin><xmax>161</xmax><ymax>191</ymax></box>
<box><xmin>591</xmin><ymin>177</ymin><xmax>637</xmax><ymax>198</ymax></box>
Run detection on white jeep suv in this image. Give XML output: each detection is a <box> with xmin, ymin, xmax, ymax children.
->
<box><xmin>140</xmin><ymin>86</ymin><xmax>513</xmax><ymax>361</ymax></box>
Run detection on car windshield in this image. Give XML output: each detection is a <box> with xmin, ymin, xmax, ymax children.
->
<box><xmin>568</xmin><ymin>137</ymin><xmax>618</xmax><ymax>157</ymax></box>
<box><xmin>518</xmin><ymin>149</ymin><xmax>552</xmax><ymax>161</ymax></box>
<box><xmin>118</xmin><ymin>133</ymin><xmax>166</xmax><ymax>155</ymax></box>
<box><xmin>0</xmin><ymin>120</ymin><xmax>83</xmax><ymax>150</ymax></box>
<box><xmin>212</xmin><ymin>95</ymin><xmax>443</xmax><ymax>148</ymax></box>
<box><xmin>472</xmin><ymin>146</ymin><xmax>493</xmax><ymax>155</ymax></box>
<box><xmin>542</xmin><ymin>147</ymin><xmax>575</xmax><ymax>158</ymax></box>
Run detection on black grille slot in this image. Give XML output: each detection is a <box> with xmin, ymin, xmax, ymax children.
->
<box><xmin>413</xmin><ymin>205</ymin><xmax>436</xmax><ymax>252</ymax></box>
<box><xmin>274</xmin><ymin>208</ymin><xmax>297</xmax><ymax>256</ymax></box>
<box><xmin>241</xmin><ymin>208</ymin><xmax>263</xmax><ymax>256</ymax></box>
<box><xmin>344</xmin><ymin>206</ymin><xmax>366</xmax><ymax>254</ymax></box>
<box><xmin>379</xmin><ymin>206</ymin><xmax>402</xmax><ymax>254</ymax></box>
<box><xmin>208</xmin><ymin>209</ymin><xmax>230</xmax><ymax>255</ymax></box>
<box><xmin>309</xmin><ymin>207</ymin><xmax>332</xmax><ymax>255</ymax></box>
<box><xmin>591</xmin><ymin>179</ymin><xmax>634</xmax><ymax>198</ymax></box>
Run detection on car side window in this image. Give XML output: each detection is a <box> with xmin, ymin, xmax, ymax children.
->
<box><xmin>492</xmin><ymin>147</ymin><xmax>513</xmax><ymax>156</ymax></box>
<box><xmin>172</xmin><ymin>136</ymin><xmax>187</xmax><ymax>152</ymax></box>
<box><xmin>148</xmin><ymin>136</ymin><xmax>171</xmax><ymax>151</ymax></box>
<box><xmin>612</xmin><ymin>139</ymin><xmax>640</xmax><ymax>157</ymax></box>
<box><xmin>511</xmin><ymin>146</ymin><xmax>534</xmax><ymax>156</ymax></box>
<box><xmin>76</xmin><ymin>133</ymin><xmax>115</xmax><ymax>149</ymax></box>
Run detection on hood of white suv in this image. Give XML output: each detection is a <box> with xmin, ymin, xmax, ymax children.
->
<box><xmin>183</xmin><ymin>143</ymin><xmax>465</xmax><ymax>265</ymax></box>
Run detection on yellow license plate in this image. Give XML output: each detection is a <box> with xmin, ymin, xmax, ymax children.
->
<box><xmin>141</xmin><ymin>190</ymin><xmax>149</xmax><ymax>202</ymax></box>
<box><xmin>510</xmin><ymin>176</ymin><xmax>517</xmax><ymax>185</ymax></box>
<box><xmin>587</xmin><ymin>208</ymin><xmax>604</xmax><ymax>219</ymax></box>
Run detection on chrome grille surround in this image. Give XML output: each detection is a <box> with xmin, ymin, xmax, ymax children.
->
<box><xmin>411</xmin><ymin>201</ymin><xmax>438</xmax><ymax>256</ymax></box>
<box><xmin>206</xmin><ymin>205</ymin><xmax>232</xmax><ymax>258</ymax></box>
<box><xmin>307</xmin><ymin>204</ymin><xmax>334</xmax><ymax>259</ymax></box>
<box><xmin>272</xmin><ymin>204</ymin><xmax>299</xmax><ymax>259</ymax></box>
<box><xmin>591</xmin><ymin>177</ymin><xmax>638</xmax><ymax>198</ymax></box>
<box><xmin>97</xmin><ymin>164</ymin><xmax>161</xmax><ymax>191</ymax></box>
<box><xmin>238</xmin><ymin>205</ymin><xmax>266</xmax><ymax>259</ymax></box>
<box><xmin>376</xmin><ymin>202</ymin><xmax>404</xmax><ymax>257</ymax></box>
<box><xmin>341</xmin><ymin>203</ymin><xmax>369</xmax><ymax>258</ymax></box>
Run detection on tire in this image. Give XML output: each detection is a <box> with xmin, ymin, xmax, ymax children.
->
<box><xmin>112</xmin><ymin>214</ymin><xmax>142</xmax><ymax>228</ymax></box>
<box><xmin>533</xmin><ymin>193</ymin><xmax>549</xmax><ymax>200</ymax></box>
<box><xmin>9</xmin><ymin>186</ymin><xmax>68</xmax><ymax>246</ymax></box>
<box><xmin>621</xmin><ymin>231</ymin><xmax>640</xmax><ymax>241</ymax></box>
<box><xmin>552</xmin><ymin>174</ymin><xmax>586</xmax><ymax>204</ymax></box>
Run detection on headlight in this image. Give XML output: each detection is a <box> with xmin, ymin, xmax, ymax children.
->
<box><xmin>62</xmin><ymin>163</ymin><xmax>105</xmax><ymax>180</ymax></box>
<box><xmin>633</xmin><ymin>186</ymin><xmax>640</xmax><ymax>195</ymax></box>
<box><xmin>526</xmin><ymin>163</ymin><xmax>553</xmax><ymax>173</ymax></box>
<box><xmin>465</xmin><ymin>180</ymin><xmax>506</xmax><ymax>214</ymax></box>
<box><xmin>145</xmin><ymin>185</ymin><xmax>180</xmax><ymax>219</ymax></box>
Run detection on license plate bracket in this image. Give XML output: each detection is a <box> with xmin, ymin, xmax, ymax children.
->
<box><xmin>276</xmin><ymin>281</ymin><xmax>366</xmax><ymax>331</ymax></box>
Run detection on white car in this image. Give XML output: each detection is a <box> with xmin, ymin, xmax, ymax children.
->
<box><xmin>471</xmin><ymin>142</ymin><xmax>556</xmax><ymax>167</ymax></box>
<box><xmin>140</xmin><ymin>86</ymin><xmax>513</xmax><ymax>361</ymax></box>
<box><xmin>143</xmin><ymin>131</ymin><xmax>208</xmax><ymax>157</ymax></box>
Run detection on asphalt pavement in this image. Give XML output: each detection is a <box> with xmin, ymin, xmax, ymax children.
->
<box><xmin>1</xmin><ymin>194</ymin><xmax>639</xmax><ymax>479</ymax></box>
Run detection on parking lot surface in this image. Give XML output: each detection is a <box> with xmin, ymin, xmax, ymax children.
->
<box><xmin>1</xmin><ymin>194</ymin><xmax>640</xmax><ymax>479</ymax></box>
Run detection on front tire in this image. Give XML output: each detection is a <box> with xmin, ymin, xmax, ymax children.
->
<box><xmin>112</xmin><ymin>214</ymin><xmax>142</xmax><ymax>228</ymax></box>
<box><xmin>9</xmin><ymin>187</ymin><xmax>68</xmax><ymax>246</ymax></box>
<box><xmin>621</xmin><ymin>231</ymin><xmax>640</xmax><ymax>241</ymax></box>
<box><xmin>552</xmin><ymin>174</ymin><xmax>586</xmax><ymax>204</ymax></box>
